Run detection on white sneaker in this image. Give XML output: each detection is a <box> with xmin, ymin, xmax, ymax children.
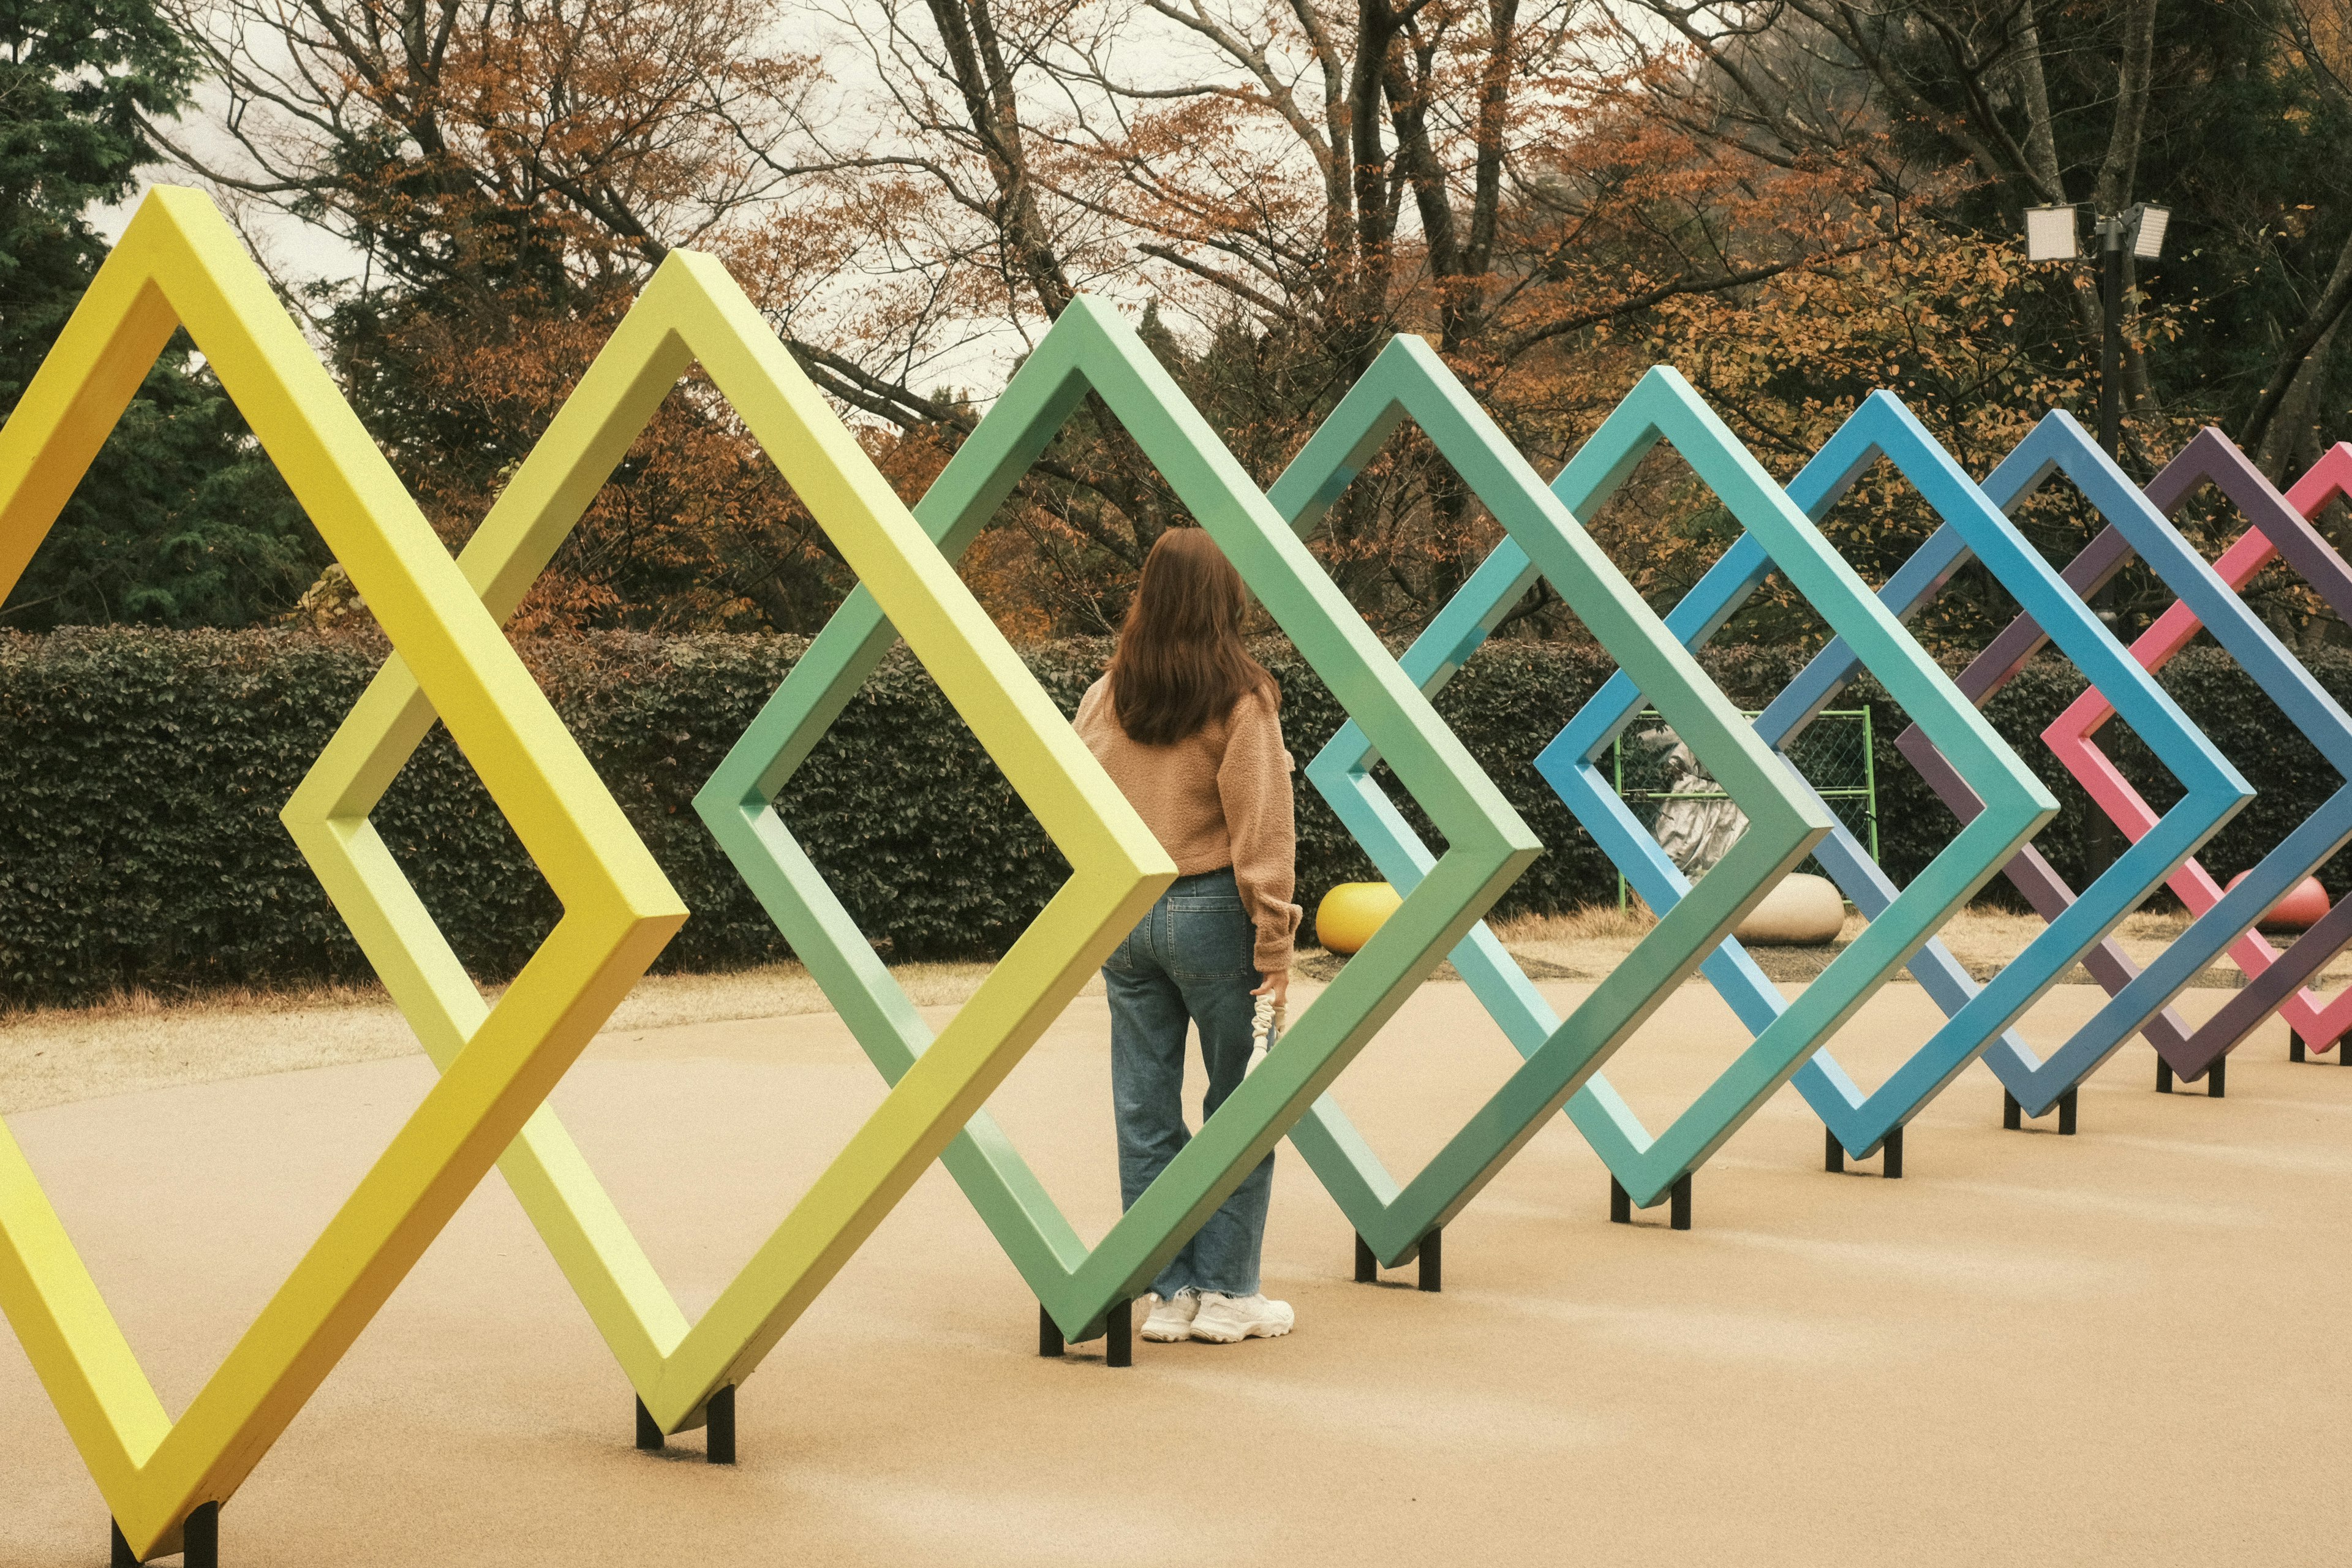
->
<box><xmin>1188</xmin><ymin>1292</ymin><xmax>1294</xmax><ymax>1343</ymax></box>
<box><xmin>1140</xmin><ymin>1290</ymin><xmax>1200</xmax><ymax>1341</ymax></box>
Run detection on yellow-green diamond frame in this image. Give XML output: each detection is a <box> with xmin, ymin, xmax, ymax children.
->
<box><xmin>284</xmin><ymin>251</ymin><xmax>1174</xmax><ymax>1438</ymax></box>
<box><xmin>0</xmin><ymin>189</ymin><xmax>685</xmax><ymax>1560</ymax></box>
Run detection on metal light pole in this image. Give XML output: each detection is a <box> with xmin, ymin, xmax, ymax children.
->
<box><xmin>2098</xmin><ymin>213</ymin><xmax>2124</xmax><ymax>458</ymax></box>
<box><xmin>2024</xmin><ymin>199</ymin><xmax>2171</xmax><ymax>878</ymax></box>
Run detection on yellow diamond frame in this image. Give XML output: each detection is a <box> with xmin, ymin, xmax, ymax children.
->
<box><xmin>0</xmin><ymin>189</ymin><xmax>687</xmax><ymax>1559</ymax></box>
<box><xmin>284</xmin><ymin>251</ymin><xmax>1173</xmax><ymax>1437</ymax></box>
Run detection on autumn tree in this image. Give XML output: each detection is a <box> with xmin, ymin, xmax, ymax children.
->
<box><xmin>152</xmin><ymin>0</ymin><xmax>2352</xmax><ymax>650</ymax></box>
<box><xmin>157</xmin><ymin>0</ymin><xmax>873</xmax><ymax>630</ymax></box>
<box><xmin>160</xmin><ymin>0</ymin><xmax>1884</xmax><ymax>636</ymax></box>
<box><xmin>1610</xmin><ymin>0</ymin><xmax>2352</xmax><ymax>481</ymax></box>
<box><xmin>729</xmin><ymin>0</ymin><xmax>1882</xmax><ymax>631</ymax></box>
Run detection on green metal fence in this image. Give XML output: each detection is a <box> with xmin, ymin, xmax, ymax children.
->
<box><xmin>1611</xmin><ymin>707</ymin><xmax>1879</xmax><ymax>909</ymax></box>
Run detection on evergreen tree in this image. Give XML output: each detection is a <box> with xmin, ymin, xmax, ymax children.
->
<box><xmin>0</xmin><ymin>0</ymin><xmax>319</xmax><ymax>630</ymax></box>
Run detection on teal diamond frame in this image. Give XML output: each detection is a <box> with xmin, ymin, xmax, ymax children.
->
<box><xmin>1533</xmin><ymin>370</ymin><xmax>2057</xmax><ymax>1207</ymax></box>
<box><xmin>1285</xmin><ymin>336</ymin><xmax>1833</xmax><ymax>1266</ymax></box>
<box><xmin>696</xmin><ymin>300</ymin><xmax>1540</xmax><ymax>1340</ymax></box>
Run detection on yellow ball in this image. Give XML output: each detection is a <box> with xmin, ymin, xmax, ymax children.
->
<box><xmin>1316</xmin><ymin>881</ymin><xmax>1403</xmax><ymax>956</ymax></box>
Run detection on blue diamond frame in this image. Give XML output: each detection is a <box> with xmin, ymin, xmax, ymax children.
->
<box><xmin>1730</xmin><ymin>396</ymin><xmax>2248</xmax><ymax>1156</ymax></box>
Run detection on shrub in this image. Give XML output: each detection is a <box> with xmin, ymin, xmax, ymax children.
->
<box><xmin>0</xmin><ymin>627</ymin><xmax>2342</xmax><ymax>1005</ymax></box>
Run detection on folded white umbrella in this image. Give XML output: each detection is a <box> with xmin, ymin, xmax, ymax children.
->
<box><xmin>1246</xmin><ymin>994</ymin><xmax>1284</xmax><ymax>1076</ymax></box>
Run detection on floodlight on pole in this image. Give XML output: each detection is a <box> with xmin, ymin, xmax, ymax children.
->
<box><xmin>2020</xmin><ymin>197</ymin><xmax>2173</xmax><ymax>459</ymax></box>
<box><xmin>2025</xmin><ymin>205</ymin><xmax>2081</xmax><ymax>262</ymax></box>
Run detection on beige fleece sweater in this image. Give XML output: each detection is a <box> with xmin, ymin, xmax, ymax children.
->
<box><xmin>1073</xmin><ymin>676</ymin><xmax>1301</xmax><ymax>973</ymax></box>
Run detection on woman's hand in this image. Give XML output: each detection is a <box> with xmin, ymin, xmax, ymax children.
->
<box><xmin>1251</xmin><ymin>967</ymin><xmax>1289</xmax><ymax>1006</ymax></box>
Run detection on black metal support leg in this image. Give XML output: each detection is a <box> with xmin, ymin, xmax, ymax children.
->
<box><xmin>1669</xmin><ymin>1173</ymin><xmax>1692</xmax><ymax>1231</ymax></box>
<box><xmin>2292</xmin><ymin>1030</ymin><xmax>2307</xmax><ymax>1063</ymax></box>
<box><xmin>1417</xmin><ymin>1228</ymin><xmax>1442</xmax><ymax>1292</ymax></box>
<box><xmin>1106</xmin><ymin>1299</ymin><xmax>1133</xmax><ymax>1368</ymax></box>
<box><xmin>705</xmin><ymin>1386</ymin><xmax>736</xmax><ymax>1465</ymax></box>
<box><xmin>1038</xmin><ymin>1305</ymin><xmax>1063</xmax><ymax>1358</ymax></box>
<box><xmin>1354</xmin><ymin>1232</ymin><xmax>1376</xmax><ymax>1283</ymax></box>
<box><xmin>110</xmin><ymin>1520</ymin><xmax>137</xmax><ymax>1567</ymax></box>
<box><xmin>2003</xmin><ymin>1091</ymin><xmax>2022</xmax><ymax>1130</ymax></box>
<box><xmin>1609</xmin><ymin>1178</ymin><xmax>1631</xmax><ymax>1224</ymax></box>
<box><xmin>2209</xmin><ymin>1058</ymin><xmax>2226</xmax><ymax>1099</ymax></box>
<box><xmin>1825</xmin><ymin>1129</ymin><xmax>1844</xmax><ymax>1173</ymax></box>
<box><xmin>1883</xmin><ymin>1126</ymin><xmax>1904</xmax><ymax>1180</ymax></box>
<box><xmin>182</xmin><ymin>1504</ymin><xmax>219</xmax><ymax>1568</ymax></box>
<box><xmin>636</xmin><ymin>1396</ymin><xmax>664</xmax><ymax>1452</ymax></box>
<box><xmin>2157</xmin><ymin>1057</ymin><xmax>2173</xmax><ymax>1093</ymax></box>
<box><xmin>2059</xmin><ymin>1088</ymin><xmax>2079</xmax><ymax>1136</ymax></box>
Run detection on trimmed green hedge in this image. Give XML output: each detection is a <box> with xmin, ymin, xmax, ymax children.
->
<box><xmin>0</xmin><ymin>627</ymin><xmax>2343</xmax><ymax>1005</ymax></box>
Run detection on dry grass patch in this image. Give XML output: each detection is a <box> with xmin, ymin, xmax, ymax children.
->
<box><xmin>1321</xmin><ymin>896</ymin><xmax>2348</xmax><ymax>991</ymax></box>
<box><xmin>1488</xmin><ymin>902</ymin><xmax>1671</xmax><ymax>981</ymax></box>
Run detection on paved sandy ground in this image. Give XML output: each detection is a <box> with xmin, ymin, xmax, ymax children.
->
<box><xmin>2</xmin><ymin>976</ymin><xmax>2349</xmax><ymax>1566</ymax></box>
<box><xmin>0</xmin><ymin>962</ymin><xmax>1003</xmax><ymax>1116</ymax></box>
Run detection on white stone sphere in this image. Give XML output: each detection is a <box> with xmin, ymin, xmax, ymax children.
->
<box><xmin>1733</xmin><ymin>872</ymin><xmax>1846</xmax><ymax>946</ymax></box>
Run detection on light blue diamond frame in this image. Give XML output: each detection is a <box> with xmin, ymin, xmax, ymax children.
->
<box><xmin>1531</xmin><ymin>370</ymin><xmax>2057</xmax><ymax>1207</ymax></box>
<box><xmin>1691</xmin><ymin>394</ymin><xmax>2251</xmax><ymax>1157</ymax></box>
<box><xmin>697</xmin><ymin>300</ymin><xmax>1540</xmax><ymax>1341</ymax></box>
<box><xmin>1282</xmin><ymin>336</ymin><xmax>1834</xmax><ymax>1266</ymax></box>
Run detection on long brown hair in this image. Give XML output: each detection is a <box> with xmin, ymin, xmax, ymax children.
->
<box><xmin>1109</xmin><ymin>528</ymin><xmax>1278</xmax><ymax>746</ymax></box>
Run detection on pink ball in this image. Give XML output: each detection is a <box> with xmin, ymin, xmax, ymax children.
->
<box><xmin>2223</xmin><ymin>872</ymin><xmax>2334</xmax><ymax>931</ymax></box>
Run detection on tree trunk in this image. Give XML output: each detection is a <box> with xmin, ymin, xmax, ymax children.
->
<box><xmin>2241</xmin><ymin>225</ymin><xmax>2352</xmax><ymax>466</ymax></box>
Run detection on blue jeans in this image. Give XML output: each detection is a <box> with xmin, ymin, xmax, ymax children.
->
<box><xmin>1104</xmin><ymin>867</ymin><xmax>1273</xmax><ymax>1299</ymax></box>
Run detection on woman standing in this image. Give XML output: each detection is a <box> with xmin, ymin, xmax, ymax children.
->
<box><xmin>1074</xmin><ymin>528</ymin><xmax>1301</xmax><ymax>1344</ymax></box>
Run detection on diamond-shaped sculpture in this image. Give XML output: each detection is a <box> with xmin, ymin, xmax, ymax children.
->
<box><xmin>2017</xmin><ymin>430</ymin><xmax>2352</xmax><ymax>1090</ymax></box>
<box><xmin>285</xmin><ymin>252</ymin><xmax>1172</xmax><ymax>1436</ymax></box>
<box><xmin>698</xmin><ymin>300</ymin><xmax>1540</xmax><ymax>1341</ymax></box>
<box><xmin>1532</xmin><ymin>371</ymin><xmax>2057</xmax><ymax>1207</ymax></box>
<box><xmin>1280</xmin><ymin>337</ymin><xmax>1832</xmax><ymax>1266</ymax></box>
<box><xmin>1728</xmin><ymin>397</ymin><xmax>2248</xmax><ymax>1158</ymax></box>
<box><xmin>0</xmin><ymin>189</ymin><xmax>686</xmax><ymax>1561</ymax></box>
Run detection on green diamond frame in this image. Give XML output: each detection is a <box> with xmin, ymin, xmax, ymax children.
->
<box><xmin>696</xmin><ymin>299</ymin><xmax>1541</xmax><ymax>1340</ymax></box>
